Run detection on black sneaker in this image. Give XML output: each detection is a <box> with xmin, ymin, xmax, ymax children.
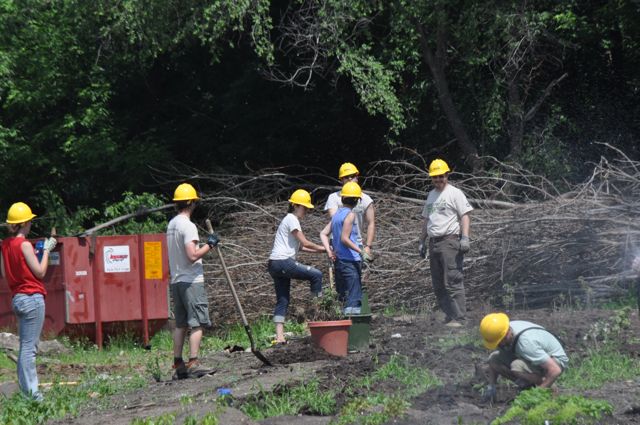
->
<box><xmin>172</xmin><ymin>361</ymin><xmax>188</xmax><ymax>380</ymax></box>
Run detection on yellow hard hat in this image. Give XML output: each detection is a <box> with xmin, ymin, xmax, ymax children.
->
<box><xmin>340</xmin><ymin>181</ymin><xmax>362</xmax><ymax>198</ymax></box>
<box><xmin>338</xmin><ymin>162</ymin><xmax>360</xmax><ymax>179</ymax></box>
<box><xmin>288</xmin><ymin>189</ymin><xmax>314</xmax><ymax>209</ymax></box>
<box><xmin>428</xmin><ymin>159</ymin><xmax>451</xmax><ymax>176</ymax></box>
<box><xmin>480</xmin><ymin>313</ymin><xmax>510</xmax><ymax>350</ymax></box>
<box><xmin>173</xmin><ymin>183</ymin><xmax>200</xmax><ymax>202</ymax></box>
<box><xmin>6</xmin><ymin>202</ymin><xmax>37</xmax><ymax>224</ymax></box>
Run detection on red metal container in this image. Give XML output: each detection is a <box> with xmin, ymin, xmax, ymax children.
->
<box><xmin>0</xmin><ymin>234</ymin><xmax>169</xmax><ymax>347</ymax></box>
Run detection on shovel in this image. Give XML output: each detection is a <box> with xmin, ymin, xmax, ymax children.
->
<box><xmin>205</xmin><ymin>220</ymin><xmax>272</xmax><ymax>367</ymax></box>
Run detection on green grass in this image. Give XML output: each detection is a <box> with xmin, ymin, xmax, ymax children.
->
<box><xmin>149</xmin><ymin>316</ymin><xmax>307</xmax><ymax>353</ymax></box>
<box><xmin>427</xmin><ymin>332</ymin><xmax>482</xmax><ymax>351</ymax></box>
<box><xmin>0</xmin><ymin>316</ymin><xmax>306</xmax><ymax>424</ymax></box>
<box><xmin>332</xmin><ymin>395</ymin><xmax>410</xmax><ymax>425</ymax></box>
<box><xmin>238</xmin><ymin>355</ymin><xmax>441</xmax><ymax>423</ymax></box>
<box><xmin>241</xmin><ymin>379</ymin><xmax>336</xmax><ymax>420</ymax></box>
<box><xmin>0</xmin><ymin>371</ymin><xmax>147</xmax><ymax>424</ymax></box>
<box><xmin>491</xmin><ymin>387</ymin><xmax>612</xmax><ymax>425</ymax></box>
<box><xmin>333</xmin><ymin>355</ymin><xmax>441</xmax><ymax>424</ymax></box>
<box><xmin>561</xmin><ymin>346</ymin><xmax>640</xmax><ymax>390</ymax></box>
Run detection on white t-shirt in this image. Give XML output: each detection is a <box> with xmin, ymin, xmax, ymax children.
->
<box><xmin>269</xmin><ymin>213</ymin><xmax>302</xmax><ymax>260</ymax></box>
<box><xmin>324</xmin><ymin>191</ymin><xmax>373</xmax><ymax>245</ymax></box>
<box><xmin>166</xmin><ymin>214</ymin><xmax>204</xmax><ymax>284</ymax></box>
<box><xmin>421</xmin><ymin>184</ymin><xmax>473</xmax><ymax>237</ymax></box>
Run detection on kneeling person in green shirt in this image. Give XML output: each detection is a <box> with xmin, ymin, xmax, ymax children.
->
<box><xmin>479</xmin><ymin>313</ymin><xmax>569</xmax><ymax>402</ymax></box>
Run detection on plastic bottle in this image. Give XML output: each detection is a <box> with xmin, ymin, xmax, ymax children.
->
<box><xmin>216</xmin><ymin>388</ymin><xmax>233</xmax><ymax>406</ymax></box>
<box><xmin>35</xmin><ymin>240</ymin><xmax>44</xmax><ymax>262</ymax></box>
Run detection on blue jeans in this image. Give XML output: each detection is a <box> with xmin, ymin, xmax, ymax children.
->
<box><xmin>268</xmin><ymin>258</ymin><xmax>323</xmax><ymax>323</ymax></box>
<box><xmin>334</xmin><ymin>259</ymin><xmax>362</xmax><ymax>313</ymax></box>
<box><xmin>12</xmin><ymin>293</ymin><xmax>45</xmax><ymax>401</ymax></box>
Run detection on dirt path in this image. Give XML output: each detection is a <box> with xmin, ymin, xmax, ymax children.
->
<box><xmin>52</xmin><ymin>307</ymin><xmax>640</xmax><ymax>424</ymax></box>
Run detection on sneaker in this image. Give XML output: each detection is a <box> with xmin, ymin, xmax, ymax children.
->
<box><xmin>445</xmin><ymin>320</ymin><xmax>463</xmax><ymax>328</ymax></box>
<box><xmin>172</xmin><ymin>361</ymin><xmax>188</xmax><ymax>380</ymax></box>
<box><xmin>514</xmin><ymin>378</ymin><xmax>534</xmax><ymax>390</ymax></box>
<box><xmin>186</xmin><ymin>359</ymin><xmax>214</xmax><ymax>378</ymax></box>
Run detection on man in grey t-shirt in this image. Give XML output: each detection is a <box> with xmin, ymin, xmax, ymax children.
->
<box><xmin>167</xmin><ymin>183</ymin><xmax>219</xmax><ymax>379</ymax></box>
<box><xmin>418</xmin><ymin>159</ymin><xmax>472</xmax><ymax>327</ymax></box>
<box><xmin>479</xmin><ymin>313</ymin><xmax>568</xmax><ymax>402</ymax></box>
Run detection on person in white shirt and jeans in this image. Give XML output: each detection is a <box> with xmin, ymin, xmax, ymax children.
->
<box><xmin>268</xmin><ymin>189</ymin><xmax>328</xmax><ymax>344</ymax></box>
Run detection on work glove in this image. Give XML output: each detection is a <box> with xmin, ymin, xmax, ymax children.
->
<box><xmin>43</xmin><ymin>237</ymin><xmax>57</xmax><ymax>253</ymax></box>
<box><xmin>207</xmin><ymin>233</ymin><xmax>220</xmax><ymax>248</ymax></box>
<box><xmin>362</xmin><ymin>251</ymin><xmax>373</xmax><ymax>263</ymax></box>
<box><xmin>633</xmin><ymin>256</ymin><xmax>640</xmax><ymax>273</ymax></box>
<box><xmin>459</xmin><ymin>236</ymin><xmax>470</xmax><ymax>253</ymax></box>
<box><xmin>481</xmin><ymin>384</ymin><xmax>497</xmax><ymax>403</ymax></box>
<box><xmin>418</xmin><ymin>242</ymin><xmax>427</xmax><ymax>259</ymax></box>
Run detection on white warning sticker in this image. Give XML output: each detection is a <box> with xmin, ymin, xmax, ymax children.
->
<box><xmin>103</xmin><ymin>245</ymin><xmax>131</xmax><ymax>273</ymax></box>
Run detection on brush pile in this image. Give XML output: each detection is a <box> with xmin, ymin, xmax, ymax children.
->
<box><xmin>170</xmin><ymin>145</ymin><xmax>640</xmax><ymax>325</ymax></box>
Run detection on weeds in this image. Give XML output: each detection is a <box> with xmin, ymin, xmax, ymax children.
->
<box><xmin>241</xmin><ymin>379</ymin><xmax>336</xmax><ymax>419</ymax></box>
<box><xmin>491</xmin><ymin>387</ymin><xmax>612</xmax><ymax>425</ymax></box>
<box><xmin>332</xmin><ymin>395</ymin><xmax>410</xmax><ymax>425</ymax></box>
<box><xmin>332</xmin><ymin>355</ymin><xmax>441</xmax><ymax>424</ymax></box>
<box><xmin>130</xmin><ymin>413</ymin><xmax>176</xmax><ymax>425</ymax></box>
<box><xmin>561</xmin><ymin>346</ymin><xmax>640</xmax><ymax>390</ymax></box>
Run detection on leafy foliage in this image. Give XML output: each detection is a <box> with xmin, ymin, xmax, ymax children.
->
<box><xmin>491</xmin><ymin>387</ymin><xmax>613</xmax><ymax>425</ymax></box>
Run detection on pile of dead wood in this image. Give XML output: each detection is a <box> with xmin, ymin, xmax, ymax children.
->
<box><xmin>166</xmin><ymin>145</ymin><xmax>640</xmax><ymax>325</ymax></box>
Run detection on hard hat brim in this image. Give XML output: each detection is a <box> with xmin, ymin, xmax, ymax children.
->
<box><xmin>428</xmin><ymin>170</ymin><xmax>449</xmax><ymax>177</ymax></box>
<box><xmin>172</xmin><ymin>196</ymin><xmax>200</xmax><ymax>201</ymax></box>
<box><xmin>6</xmin><ymin>213</ymin><xmax>36</xmax><ymax>224</ymax></box>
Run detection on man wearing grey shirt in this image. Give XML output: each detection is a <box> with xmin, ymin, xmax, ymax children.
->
<box><xmin>418</xmin><ymin>159</ymin><xmax>472</xmax><ymax>327</ymax></box>
<box><xmin>479</xmin><ymin>313</ymin><xmax>569</xmax><ymax>402</ymax></box>
<box><xmin>167</xmin><ymin>183</ymin><xmax>219</xmax><ymax>379</ymax></box>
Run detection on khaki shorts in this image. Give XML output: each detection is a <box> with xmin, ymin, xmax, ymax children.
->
<box><xmin>488</xmin><ymin>350</ymin><xmax>544</xmax><ymax>375</ymax></box>
<box><xmin>171</xmin><ymin>281</ymin><xmax>211</xmax><ymax>328</ymax></box>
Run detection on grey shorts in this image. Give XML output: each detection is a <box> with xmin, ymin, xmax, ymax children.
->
<box><xmin>171</xmin><ymin>281</ymin><xmax>211</xmax><ymax>329</ymax></box>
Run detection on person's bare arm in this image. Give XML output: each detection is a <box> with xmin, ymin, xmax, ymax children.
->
<box><xmin>419</xmin><ymin>217</ymin><xmax>429</xmax><ymax>244</ymax></box>
<box><xmin>364</xmin><ymin>205</ymin><xmax>375</xmax><ymax>255</ymax></box>
<box><xmin>319</xmin><ymin>222</ymin><xmax>335</xmax><ymax>260</ymax></box>
<box><xmin>538</xmin><ymin>358</ymin><xmax>563</xmax><ymax>388</ymax></box>
<box><xmin>22</xmin><ymin>241</ymin><xmax>49</xmax><ymax>279</ymax></box>
<box><xmin>460</xmin><ymin>213</ymin><xmax>470</xmax><ymax>237</ymax></box>
<box><xmin>293</xmin><ymin>229</ymin><xmax>325</xmax><ymax>252</ymax></box>
<box><xmin>340</xmin><ymin>213</ymin><xmax>361</xmax><ymax>253</ymax></box>
<box><xmin>184</xmin><ymin>240</ymin><xmax>211</xmax><ymax>262</ymax></box>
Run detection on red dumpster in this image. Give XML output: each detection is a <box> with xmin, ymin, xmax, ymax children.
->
<box><xmin>0</xmin><ymin>234</ymin><xmax>169</xmax><ymax>347</ymax></box>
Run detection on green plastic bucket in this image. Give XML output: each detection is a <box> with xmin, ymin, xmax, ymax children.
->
<box><xmin>360</xmin><ymin>288</ymin><xmax>371</xmax><ymax>315</ymax></box>
<box><xmin>347</xmin><ymin>313</ymin><xmax>372</xmax><ymax>351</ymax></box>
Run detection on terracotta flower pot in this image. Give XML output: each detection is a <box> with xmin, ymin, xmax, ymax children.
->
<box><xmin>308</xmin><ymin>319</ymin><xmax>352</xmax><ymax>357</ymax></box>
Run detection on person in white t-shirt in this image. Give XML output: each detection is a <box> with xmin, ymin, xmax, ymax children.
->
<box><xmin>167</xmin><ymin>183</ymin><xmax>219</xmax><ymax>379</ymax></box>
<box><xmin>324</xmin><ymin>162</ymin><xmax>375</xmax><ymax>258</ymax></box>
<box><xmin>418</xmin><ymin>159</ymin><xmax>473</xmax><ymax>327</ymax></box>
<box><xmin>268</xmin><ymin>189</ymin><xmax>328</xmax><ymax>344</ymax></box>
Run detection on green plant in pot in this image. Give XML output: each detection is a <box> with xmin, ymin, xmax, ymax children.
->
<box><xmin>306</xmin><ymin>288</ymin><xmax>352</xmax><ymax>357</ymax></box>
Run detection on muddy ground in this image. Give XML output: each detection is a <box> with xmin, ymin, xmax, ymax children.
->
<box><xmin>42</xmin><ymin>306</ymin><xmax>640</xmax><ymax>424</ymax></box>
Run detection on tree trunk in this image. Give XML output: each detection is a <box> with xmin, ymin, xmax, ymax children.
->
<box><xmin>507</xmin><ymin>76</ymin><xmax>524</xmax><ymax>157</ymax></box>
<box><xmin>415</xmin><ymin>21</ymin><xmax>480</xmax><ymax>171</ymax></box>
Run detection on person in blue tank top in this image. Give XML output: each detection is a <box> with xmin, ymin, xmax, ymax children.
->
<box><xmin>320</xmin><ymin>182</ymin><xmax>370</xmax><ymax>315</ymax></box>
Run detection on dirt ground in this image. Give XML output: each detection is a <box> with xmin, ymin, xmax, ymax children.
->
<box><xmin>46</xmin><ymin>306</ymin><xmax>640</xmax><ymax>424</ymax></box>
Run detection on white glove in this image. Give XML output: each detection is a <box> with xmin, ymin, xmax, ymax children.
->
<box><xmin>632</xmin><ymin>256</ymin><xmax>640</xmax><ymax>273</ymax></box>
<box><xmin>43</xmin><ymin>237</ymin><xmax>57</xmax><ymax>252</ymax></box>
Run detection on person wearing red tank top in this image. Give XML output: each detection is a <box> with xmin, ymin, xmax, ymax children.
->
<box><xmin>0</xmin><ymin>202</ymin><xmax>57</xmax><ymax>401</ymax></box>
